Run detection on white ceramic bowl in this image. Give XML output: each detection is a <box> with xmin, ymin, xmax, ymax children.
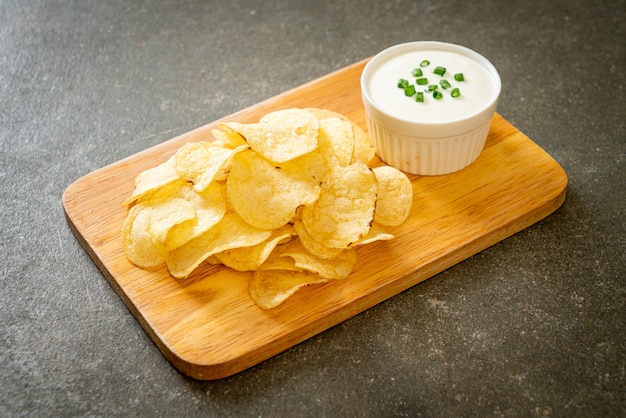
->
<box><xmin>361</xmin><ymin>41</ymin><xmax>501</xmax><ymax>175</ymax></box>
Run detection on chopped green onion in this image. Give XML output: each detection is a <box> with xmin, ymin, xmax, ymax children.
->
<box><xmin>433</xmin><ymin>66</ymin><xmax>446</xmax><ymax>76</ymax></box>
<box><xmin>397</xmin><ymin>78</ymin><xmax>409</xmax><ymax>89</ymax></box>
<box><xmin>400</xmin><ymin>63</ymin><xmax>466</xmax><ymax>104</ymax></box>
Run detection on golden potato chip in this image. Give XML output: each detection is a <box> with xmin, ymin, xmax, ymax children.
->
<box><xmin>211</xmin><ymin>128</ymin><xmax>247</xmax><ymax>149</ymax></box>
<box><xmin>224</xmin><ymin>108</ymin><xmax>319</xmax><ymax>163</ymax></box>
<box><xmin>255</xmin><ymin>245</ymin><xmax>300</xmax><ymax>271</ymax></box>
<box><xmin>121</xmin><ymin>107</ymin><xmax>414</xmax><ymax>309</ymax></box>
<box><xmin>304</xmin><ymin>107</ymin><xmax>340</xmax><ymax>121</ymax></box>
<box><xmin>121</xmin><ymin>204</ymin><xmax>165</xmax><ymax>268</ymax></box>
<box><xmin>350</xmin><ymin>222</ymin><xmax>394</xmax><ymax>247</ymax></box>
<box><xmin>317</xmin><ymin>117</ymin><xmax>354</xmax><ymax>167</ymax></box>
<box><xmin>293</xmin><ymin>220</ymin><xmax>344</xmax><ymax>260</ymax></box>
<box><xmin>121</xmin><ymin>198</ymin><xmax>195</xmax><ymax>268</ymax></box>
<box><xmin>289</xmin><ymin>148</ymin><xmax>331</xmax><ymax>184</ymax></box>
<box><xmin>280</xmin><ymin>239</ymin><xmax>356</xmax><ymax>279</ymax></box>
<box><xmin>166</xmin><ymin>181</ymin><xmax>227</xmax><ymax>250</ymax></box>
<box><xmin>205</xmin><ymin>255</ymin><xmax>221</xmax><ymax>265</ymax></box>
<box><xmin>173</xmin><ymin>141</ymin><xmax>248</xmax><ymax>191</ymax></box>
<box><xmin>143</xmin><ymin>178</ymin><xmax>187</xmax><ymax>202</ymax></box>
<box><xmin>122</xmin><ymin>156</ymin><xmax>179</xmax><ymax>206</ymax></box>
<box><xmin>372</xmin><ymin>165</ymin><xmax>413</xmax><ymax>226</ymax></box>
<box><xmin>306</xmin><ymin>108</ymin><xmax>375</xmax><ymax>166</ymax></box>
<box><xmin>227</xmin><ymin>150</ymin><xmax>320</xmax><ymax>230</ymax></box>
<box><xmin>350</xmin><ymin>119</ymin><xmax>376</xmax><ymax>166</ymax></box>
<box><xmin>249</xmin><ymin>269</ymin><xmax>329</xmax><ymax>310</ymax></box>
<box><xmin>146</xmin><ymin>198</ymin><xmax>196</xmax><ymax>243</ymax></box>
<box><xmin>166</xmin><ymin>212</ymin><xmax>273</xmax><ymax>278</ymax></box>
<box><xmin>214</xmin><ymin>225</ymin><xmax>294</xmax><ymax>271</ymax></box>
<box><xmin>301</xmin><ymin>162</ymin><xmax>377</xmax><ymax>248</ymax></box>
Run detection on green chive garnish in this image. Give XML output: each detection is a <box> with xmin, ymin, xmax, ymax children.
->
<box><xmin>399</xmin><ymin>62</ymin><xmax>465</xmax><ymax>104</ymax></box>
<box><xmin>397</xmin><ymin>78</ymin><xmax>409</xmax><ymax>89</ymax></box>
<box><xmin>433</xmin><ymin>66</ymin><xmax>446</xmax><ymax>76</ymax></box>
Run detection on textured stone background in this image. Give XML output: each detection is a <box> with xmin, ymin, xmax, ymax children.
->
<box><xmin>1</xmin><ymin>0</ymin><xmax>624</xmax><ymax>416</ymax></box>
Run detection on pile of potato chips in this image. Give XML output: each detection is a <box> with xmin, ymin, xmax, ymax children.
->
<box><xmin>121</xmin><ymin>108</ymin><xmax>413</xmax><ymax>309</ymax></box>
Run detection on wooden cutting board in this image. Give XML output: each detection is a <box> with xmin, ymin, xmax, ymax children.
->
<box><xmin>62</xmin><ymin>58</ymin><xmax>567</xmax><ymax>380</ymax></box>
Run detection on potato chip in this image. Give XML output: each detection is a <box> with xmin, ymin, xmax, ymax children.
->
<box><xmin>166</xmin><ymin>181</ymin><xmax>227</xmax><ymax>250</ymax></box>
<box><xmin>122</xmin><ymin>156</ymin><xmax>179</xmax><ymax>206</ymax></box>
<box><xmin>205</xmin><ymin>255</ymin><xmax>221</xmax><ymax>265</ymax></box>
<box><xmin>350</xmin><ymin>222</ymin><xmax>394</xmax><ymax>247</ymax></box>
<box><xmin>173</xmin><ymin>141</ymin><xmax>248</xmax><ymax>191</ymax></box>
<box><xmin>214</xmin><ymin>225</ymin><xmax>294</xmax><ymax>271</ymax></box>
<box><xmin>280</xmin><ymin>239</ymin><xmax>356</xmax><ymax>279</ymax></box>
<box><xmin>211</xmin><ymin>128</ymin><xmax>247</xmax><ymax>149</ymax></box>
<box><xmin>306</xmin><ymin>108</ymin><xmax>355</xmax><ymax>168</ymax></box>
<box><xmin>317</xmin><ymin>117</ymin><xmax>354</xmax><ymax>167</ymax></box>
<box><xmin>306</xmin><ymin>108</ymin><xmax>375</xmax><ymax>166</ymax></box>
<box><xmin>249</xmin><ymin>270</ymin><xmax>329</xmax><ymax>310</ymax></box>
<box><xmin>224</xmin><ymin>108</ymin><xmax>319</xmax><ymax>163</ymax></box>
<box><xmin>304</xmin><ymin>107</ymin><xmax>339</xmax><ymax>121</ymax></box>
<box><xmin>350</xmin><ymin>118</ymin><xmax>376</xmax><ymax>166</ymax></box>
<box><xmin>293</xmin><ymin>220</ymin><xmax>344</xmax><ymax>260</ymax></box>
<box><xmin>121</xmin><ymin>198</ymin><xmax>195</xmax><ymax>268</ymax></box>
<box><xmin>146</xmin><ymin>198</ymin><xmax>197</xmax><ymax>243</ymax></box>
<box><xmin>301</xmin><ymin>162</ymin><xmax>377</xmax><ymax>248</ymax></box>
<box><xmin>142</xmin><ymin>178</ymin><xmax>186</xmax><ymax>201</ymax></box>
<box><xmin>121</xmin><ymin>205</ymin><xmax>165</xmax><ymax>268</ymax></box>
<box><xmin>121</xmin><ymin>107</ymin><xmax>414</xmax><ymax>309</ymax></box>
<box><xmin>166</xmin><ymin>212</ymin><xmax>273</xmax><ymax>278</ymax></box>
<box><xmin>372</xmin><ymin>165</ymin><xmax>413</xmax><ymax>226</ymax></box>
<box><xmin>227</xmin><ymin>150</ymin><xmax>320</xmax><ymax>230</ymax></box>
<box><xmin>257</xmin><ymin>249</ymin><xmax>302</xmax><ymax>272</ymax></box>
<box><xmin>289</xmin><ymin>148</ymin><xmax>331</xmax><ymax>184</ymax></box>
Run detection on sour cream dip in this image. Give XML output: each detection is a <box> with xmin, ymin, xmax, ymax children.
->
<box><xmin>367</xmin><ymin>49</ymin><xmax>497</xmax><ymax>124</ymax></box>
<box><xmin>361</xmin><ymin>41</ymin><xmax>501</xmax><ymax>175</ymax></box>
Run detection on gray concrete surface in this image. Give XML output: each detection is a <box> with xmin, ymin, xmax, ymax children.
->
<box><xmin>1</xmin><ymin>0</ymin><xmax>624</xmax><ymax>416</ymax></box>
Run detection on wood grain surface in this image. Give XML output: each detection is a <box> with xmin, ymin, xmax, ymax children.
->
<box><xmin>62</xmin><ymin>58</ymin><xmax>568</xmax><ymax>380</ymax></box>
